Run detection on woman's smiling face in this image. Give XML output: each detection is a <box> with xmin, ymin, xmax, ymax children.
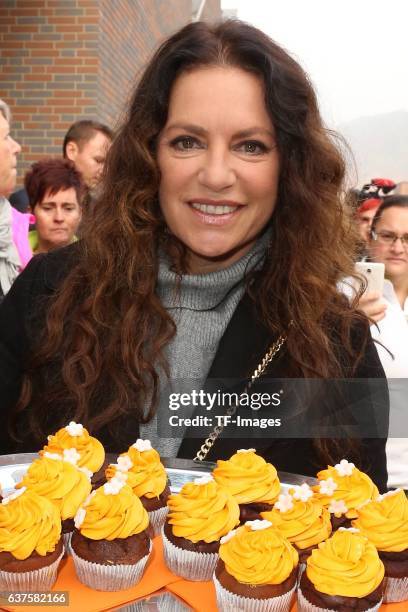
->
<box><xmin>157</xmin><ymin>66</ymin><xmax>280</xmax><ymax>274</ymax></box>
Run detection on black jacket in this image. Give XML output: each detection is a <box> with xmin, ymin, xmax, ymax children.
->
<box><xmin>0</xmin><ymin>246</ymin><xmax>389</xmax><ymax>490</ymax></box>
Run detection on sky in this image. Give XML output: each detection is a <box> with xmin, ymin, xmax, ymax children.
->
<box><xmin>221</xmin><ymin>0</ymin><xmax>408</xmax><ymax>128</ymax></box>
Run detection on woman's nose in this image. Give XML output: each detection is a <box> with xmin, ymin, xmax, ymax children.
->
<box><xmin>197</xmin><ymin>148</ymin><xmax>236</xmax><ymax>192</ymax></box>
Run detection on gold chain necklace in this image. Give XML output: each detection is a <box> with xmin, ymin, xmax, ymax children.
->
<box><xmin>193</xmin><ymin>331</ymin><xmax>288</xmax><ymax>462</ymax></box>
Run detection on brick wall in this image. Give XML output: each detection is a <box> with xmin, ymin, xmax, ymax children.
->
<box><xmin>0</xmin><ymin>0</ymin><xmax>221</xmax><ymax>187</ymax></box>
<box><xmin>98</xmin><ymin>0</ymin><xmax>191</xmax><ymax>130</ymax></box>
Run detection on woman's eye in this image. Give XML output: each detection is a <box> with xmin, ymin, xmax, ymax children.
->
<box><xmin>170</xmin><ymin>136</ymin><xmax>201</xmax><ymax>151</ymax></box>
<box><xmin>236</xmin><ymin>140</ymin><xmax>268</xmax><ymax>155</ymax></box>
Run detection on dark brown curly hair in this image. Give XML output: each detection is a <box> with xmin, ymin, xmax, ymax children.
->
<box><xmin>14</xmin><ymin>20</ymin><xmax>366</xmax><ymax>456</ymax></box>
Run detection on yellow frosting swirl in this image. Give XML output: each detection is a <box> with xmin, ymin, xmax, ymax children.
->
<box><xmin>167</xmin><ymin>477</ymin><xmax>240</xmax><ymax>543</ymax></box>
<box><xmin>106</xmin><ymin>445</ymin><xmax>167</xmax><ymax>499</ymax></box>
<box><xmin>17</xmin><ymin>456</ymin><xmax>92</xmax><ymax>520</ymax></box>
<box><xmin>41</xmin><ymin>422</ymin><xmax>105</xmax><ymax>473</ymax></box>
<box><xmin>314</xmin><ymin>461</ymin><xmax>378</xmax><ymax>518</ymax></box>
<box><xmin>75</xmin><ymin>480</ymin><xmax>148</xmax><ymax>540</ymax></box>
<box><xmin>261</xmin><ymin>498</ymin><xmax>332</xmax><ymax>549</ymax></box>
<box><xmin>352</xmin><ymin>489</ymin><xmax>408</xmax><ymax>552</ymax></box>
<box><xmin>213</xmin><ymin>450</ymin><xmax>280</xmax><ymax>505</ymax></box>
<box><xmin>306</xmin><ymin>530</ymin><xmax>384</xmax><ymax>597</ymax></box>
<box><xmin>219</xmin><ymin>522</ymin><xmax>298</xmax><ymax>585</ymax></box>
<box><xmin>0</xmin><ymin>488</ymin><xmax>61</xmax><ymax>560</ymax></box>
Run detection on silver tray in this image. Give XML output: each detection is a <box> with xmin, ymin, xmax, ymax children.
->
<box><xmin>0</xmin><ymin>454</ymin><xmax>315</xmax><ymax>497</ymax></box>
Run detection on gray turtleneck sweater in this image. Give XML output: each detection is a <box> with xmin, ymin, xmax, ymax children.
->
<box><xmin>139</xmin><ymin>233</ymin><xmax>269</xmax><ymax>456</ymax></box>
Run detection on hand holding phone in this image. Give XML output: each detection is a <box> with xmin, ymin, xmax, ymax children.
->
<box><xmin>355</xmin><ymin>262</ymin><xmax>385</xmax><ymax>295</ymax></box>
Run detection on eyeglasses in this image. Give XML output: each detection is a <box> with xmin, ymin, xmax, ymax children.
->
<box><xmin>371</xmin><ymin>230</ymin><xmax>408</xmax><ymax>248</ymax></box>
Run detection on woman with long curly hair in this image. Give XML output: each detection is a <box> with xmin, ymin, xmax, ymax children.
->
<box><xmin>0</xmin><ymin>21</ymin><xmax>388</xmax><ymax>488</ymax></box>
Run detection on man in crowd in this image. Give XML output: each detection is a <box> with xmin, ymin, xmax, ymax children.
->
<box><xmin>63</xmin><ymin>120</ymin><xmax>113</xmax><ymax>194</ymax></box>
<box><xmin>0</xmin><ymin>99</ymin><xmax>31</xmax><ymax>301</ymax></box>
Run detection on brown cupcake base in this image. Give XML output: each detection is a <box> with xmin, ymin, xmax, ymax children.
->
<box><xmin>379</xmin><ymin>549</ymin><xmax>408</xmax><ymax>579</ymax></box>
<box><xmin>215</xmin><ymin>558</ymin><xmax>297</xmax><ymax>600</ymax></box>
<box><xmin>299</xmin><ymin>570</ymin><xmax>384</xmax><ymax>611</ymax></box>
<box><xmin>163</xmin><ymin>522</ymin><xmax>219</xmax><ymax>554</ymax></box>
<box><xmin>71</xmin><ymin>529</ymin><xmax>150</xmax><ymax>565</ymax></box>
<box><xmin>0</xmin><ymin>539</ymin><xmax>63</xmax><ymax>573</ymax></box>
<box><xmin>140</xmin><ymin>482</ymin><xmax>171</xmax><ymax>512</ymax></box>
<box><xmin>239</xmin><ymin>501</ymin><xmax>273</xmax><ymax>522</ymax></box>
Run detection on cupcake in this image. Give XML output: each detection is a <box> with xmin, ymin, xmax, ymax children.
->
<box><xmin>16</xmin><ymin>452</ymin><xmax>92</xmax><ymax>553</ymax></box>
<box><xmin>162</xmin><ymin>474</ymin><xmax>240</xmax><ymax>581</ymax></box>
<box><xmin>0</xmin><ymin>488</ymin><xmax>63</xmax><ymax>590</ymax></box>
<box><xmin>215</xmin><ymin>519</ymin><xmax>298</xmax><ymax>611</ymax></box>
<box><xmin>106</xmin><ymin>439</ymin><xmax>170</xmax><ymax>536</ymax></box>
<box><xmin>353</xmin><ymin>488</ymin><xmax>408</xmax><ymax>603</ymax></box>
<box><xmin>298</xmin><ymin>528</ymin><xmax>385</xmax><ymax>612</ymax></box>
<box><xmin>71</xmin><ymin>477</ymin><xmax>151</xmax><ymax>591</ymax></box>
<box><xmin>313</xmin><ymin>459</ymin><xmax>378</xmax><ymax>529</ymax></box>
<box><xmin>213</xmin><ymin>448</ymin><xmax>280</xmax><ymax>521</ymax></box>
<box><xmin>41</xmin><ymin>421</ymin><xmax>105</xmax><ymax>474</ymax></box>
<box><xmin>261</xmin><ymin>483</ymin><xmax>332</xmax><ymax>565</ymax></box>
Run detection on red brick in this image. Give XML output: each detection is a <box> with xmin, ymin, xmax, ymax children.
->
<box><xmin>25</xmin><ymin>73</ymin><xmax>53</xmax><ymax>81</ymax></box>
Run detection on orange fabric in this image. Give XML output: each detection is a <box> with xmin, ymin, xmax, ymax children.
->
<box><xmin>168</xmin><ymin>580</ymin><xmax>407</xmax><ymax>612</ymax></box>
<box><xmin>1</xmin><ymin>536</ymin><xmax>406</xmax><ymax>611</ymax></box>
<box><xmin>2</xmin><ymin>537</ymin><xmax>179</xmax><ymax>612</ymax></box>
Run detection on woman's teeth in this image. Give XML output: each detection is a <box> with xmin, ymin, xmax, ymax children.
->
<box><xmin>191</xmin><ymin>203</ymin><xmax>237</xmax><ymax>215</ymax></box>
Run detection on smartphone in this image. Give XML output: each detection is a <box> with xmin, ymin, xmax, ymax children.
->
<box><xmin>355</xmin><ymin>262</ymin><xmax>385</xmax><ymax>295</ymax></box>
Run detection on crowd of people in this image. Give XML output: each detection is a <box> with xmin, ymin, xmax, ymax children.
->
<box><xmin>0</xmin><ymin>20</ymin><xmax>406</xmax><ymax>491</ymax></box>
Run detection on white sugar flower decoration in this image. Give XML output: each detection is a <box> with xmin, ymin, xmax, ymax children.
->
<box><xmin>74</xmin><ymin>507</ymin><xmax>86</xmax><ymax>529</ymax></box>
<box><xmin>293</xmin><ymin>483</ymin><xmax>313</xmax><ymax>502</ymax></box>
<box><xmin>328</xmin><ymin>499</ymin><xmax>348</xmax><ymax>515</ymax></box>
<box><xmin>274</xmin><ymin>493</ymin><xmax>294</xmax><ymax>513</ymax></box>
<box><xmin>132</xmin><ymin>439</ymin><xmax>152</xmax><ymax>452</ymax></box>
<box><xmin>65</xmin><ymin>421</ymin><xmax>84</xmax><ymax>437</ymax></box>
<box><xmin>220</xmin><ymin>529</ymin><xmax>237</xmax><ymax>544</ymax></box>
<box><xmin>377</xmin><ymin>488</ymin><xmax>401</xmax><ymax>501</ymax></box>
<box><xmin>194</xmin><ymin>474</ymin><xmax>214</xmax><ymax>486</ymax></box>
<box><xmin>116</xmin><ymin>455</ymin><xmax>133</xmax><ymax>472</ymax></box>
<box><xmin>103</xmin><ymin>477</ymin><xmax>125</xmax><ymax>495</ymax></box>
<box><xmin>2</xmin><ymin>487</ymin><xmax>26</xmax><ymax>504</ymax></box>
<box><xmin>246</xmin><ymin>519</ymin><xmax>272</xmax><ymax>531</ymax></box>
<box><xmin>62</xmin><ymin>448</ymin><xmax>81</xmax><ymax>465</ymax></box>
<box><xmin>319</xmin><ymin>477</ymin><xmax>338</xmax><ymax>496</ymax></box>
<box><xmin>112</xmin><ymin>470</ymin><xmax>128</xmax><ymax>483</ymax></box>
<box><xmin>338</xmin><ymin>527</ymin><xmax>360</xmax><ymax>533</ymax></box>
<box><xmin>237</xmin><ymin>448</ymin><xmax>256</xmax><ymax>454</ymax></box>
<box><xmin>43</xmin><ymin>451</ymin><xmax>63</xmax><ymax>461</ymax></box>
<box><xmin>334</xmin><ymin>459</ymin><xmax>355</xmax><ymax>477</ymax></box>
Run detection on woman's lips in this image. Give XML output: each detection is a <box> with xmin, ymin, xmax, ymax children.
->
<box><xmin>187</xmin><ymin>200</ymin><xmax>243</xmax><ymax>225</ymax></box>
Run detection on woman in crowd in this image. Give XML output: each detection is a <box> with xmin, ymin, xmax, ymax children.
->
<box><xmin>0</xmin><ymin>99</ymin><xmax>31</xmax><ymax>302</ymax></box>
<box><xmin>0</xmin><ymin>21</ymin><xmax>388</xmax><ymax>488</ymax></box>
<box><xmin>25</xmin><ymin>158</ymin><xmax>84</xmax><ymax>255</ymax></box>
<box><xmin>358</xmin><ymin>196</ymin><xmax>408</xmax><ymax>488</ymax></box>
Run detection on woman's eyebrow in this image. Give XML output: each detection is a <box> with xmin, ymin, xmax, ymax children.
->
<box><xmin>164</xmin><ymin>123</ymin><xmax>275</xmax><ymax>139</ymax></box>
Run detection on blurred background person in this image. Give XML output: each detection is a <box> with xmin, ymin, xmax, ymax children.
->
<box><xmin>0</xmin><ymin>99</ymin><xmax>31</xmax><ymax>302</ymax></box>
<box><xmin>63</xmin><ymin>120</ymin><xmax>113</xmax><ymax>194</ymax></box>
<box><xmin>357</xmin><ymin>195</ymin><xmax>408</xmax><ymax>489</ymax></box>
<box><xmin>25</xmin><ymin>158</ymin><xmax>84</xmax><ymax>255</ymax></box>
<box><xmin>354</xmin><ymin>178</ymin><xmax>396</xmax><ymax>256</ymax></box>
<box><xmin>9</xmin><ymin>118</ymin><xmax>113</xmax><ymax>213</ymax></box>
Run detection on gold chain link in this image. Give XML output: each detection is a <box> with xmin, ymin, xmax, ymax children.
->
<box><xmin>193</xmin><ymin>331</ymin><xmax>287</xmax><ymax>462</ymax></box>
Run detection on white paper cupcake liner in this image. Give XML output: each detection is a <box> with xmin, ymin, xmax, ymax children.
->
<box><xmin>0</xmin><ymin>548</ymin><xmax>63</xmax><ymax>591</ymax></box>
<box><xmin>71</xmin><ymin>540</ymin><xmax>152</xmax><ymax>591</ymax></box>
<box><xmin>297</xmin><ymin>587</ymin><xmax>383</xmax><ymax>612</ymax></box>
<box><xmin>214</xmin><ymin>574</ymin><xmax>296</xmax><ymax>612</ymax></box>
<box><xmin>161</xmin><ymin>527</ymin><xmax>218</xmax><ymax>581</ymax></box>
<box><xmin>148</xmin><ymin>506</ymin><xmax>168</xmax><ymax>538</ymax></box>
<box><xmin>384</xmin><ymin>575</ymin><xmax>408</xmax><ymax>603</ymax></box>
<box><xmin>62</xmin><ymin>531</ymin><xmax>73</xmax><ymax>556</ymax></box>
